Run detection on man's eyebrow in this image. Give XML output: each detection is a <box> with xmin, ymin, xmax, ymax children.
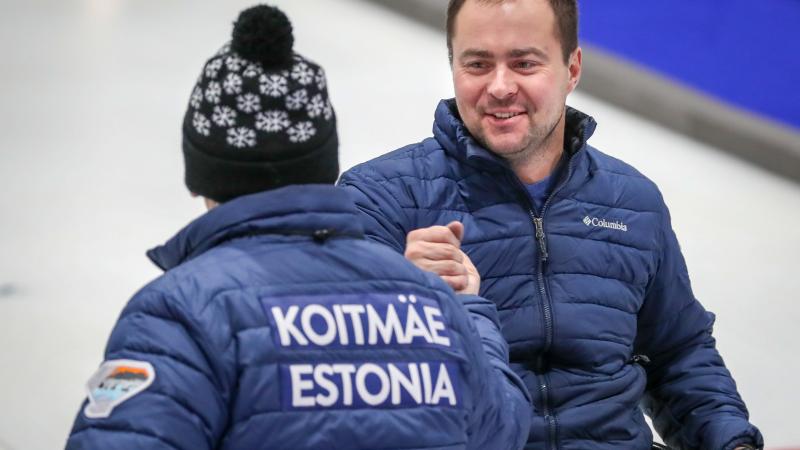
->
<box><xmin>458</xmin><ymin>47</ymin><xmax>549</xmax><ymax>60</ymax></box>
<box><xmin>509</xmin><ymin>47</ymin><xmax>548</xmax><ymax>60</ymax></box>
<box><xmin>458</xmin><ymin>49</ymin><xmax>493</xmax><ymax>59</ymax></box>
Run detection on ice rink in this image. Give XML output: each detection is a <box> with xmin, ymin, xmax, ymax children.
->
<box><xmin>1</xmin><ymin>0</ymin><xmax>798</xmax><ymax>448</ymax></box>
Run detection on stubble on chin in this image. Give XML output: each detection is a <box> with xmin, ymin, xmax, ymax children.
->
<box><xmin>473</xmin><ymin>111</ymin><xmax>563</xmax><ymax>166</ymax></box>
<box><xmin>476</xmin><ymin>130</ymin><xmax>535</xmax><ymax>162</ymax></box>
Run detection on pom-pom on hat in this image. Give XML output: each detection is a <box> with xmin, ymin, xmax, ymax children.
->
<box><xmin>231</xmin><ymin>4</ymin><xmax>294</xmax><ymax>67</ymax></box>
<box><xmin>182</xmin><ymin>4</ymin><xmax>338</xmax><ymax>203</ymax></box>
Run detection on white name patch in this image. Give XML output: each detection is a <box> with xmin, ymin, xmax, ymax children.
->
<box><xmin>281</xmin><ymin>361</ymin><xmax>460</xmax><ymax>410</ymax></box>
<box><xmin>263</xmin><ymin>293</ymin><xmax>452</xmax><ymax>349</ymax></box>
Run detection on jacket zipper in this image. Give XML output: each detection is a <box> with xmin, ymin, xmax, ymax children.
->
<box><xmin>508</xmin><ymin>150</ymin><xmax>579</xmax><ymax>450</ymax></box>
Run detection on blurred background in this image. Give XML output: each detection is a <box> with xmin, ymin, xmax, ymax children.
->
<box><xmin>0</xmin><ymin>0</ymin><xmax>798</xmax><ymax>449</ymax></box>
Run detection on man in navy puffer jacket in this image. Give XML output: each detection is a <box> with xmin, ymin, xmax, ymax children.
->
<box><xmin>65</xmin><ymin>5</ymin><xmax>531</xmax><ymax>450</ymax></box>
<box><xmin>338</xmin><ymin>0</ymin><xmax>762</xmax><ymax>449</ymax></box>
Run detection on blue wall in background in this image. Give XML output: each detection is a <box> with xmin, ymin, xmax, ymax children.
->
<box><xmin>579</xmin><ymin>1</ymin><xmax>800</xmax><ymax>130</ymax></box>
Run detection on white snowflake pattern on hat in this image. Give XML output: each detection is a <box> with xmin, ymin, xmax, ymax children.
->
<box><xmin>315</xmin><ymin>68</ymin><xmax>327</xmax><ymax>91</ymax></box>
<box><xmin>223</xmin><ymin>73</ymin><xmax>243</xmax><ymax>95</ymax></box>
<box><xmin>190</xmin><ymin>86</ymin><xmax>203</xmax><ymax>109</ymax></box>
<box><xmin>287</xmin><ymin>121</ymin><xmax>316</xmax><ymax>143</ymax></box>
<box><xmin>227</xmin><ymin>127</ymin><xmax>256</xmax><ymax>148</ymax></box>
<box><xmin>255</xmin><ymin>111</ymin><xmax>290</xmax><ymax>133</ymax></box>
<box><xmin>192</xmin><ymin>112</ymin><xmax>211</xmax><ymax>136</ymax></box>
<box><xmin>291</xmin><ymin>62</ymin><xmax>315</xmax><ymax>85</ymax></box>
<box><xmin>237</xmin><ymin>93</ymin><xmax>261</xmax><ymax>113</ymax></box>
<box><xmin>243</xmin><ymin>63</ymin><xmax>262</xmax><ymax>78</ymax></box>
<box><xmin>212</xmin><ymin>105</ymin><xmax>237</xmax><ymax>127</ymax></box>
<box><xmin>323</xmin><ymin>99</ymin><xmax>333</xmax><ymax>120</ymax></box>
<box><xmin>286</xmin><ymin>89</ymin><xmax>308</xmax><ymax>111</ymax></box>
<box><xmin>205</xmin><ymin>58</ymin><xmax>223</xmax><ymax>79</ymax></box>
<box><xmin>259</xmin><ymin>74</ymin><xmax>288</xmax><ymax>98</ymax></box>
<box><xmin>225</xmin><ymin>54</ymin><xmax>244</xmax><ymax>72</ymax></box>
<box><xmin>205</xmin><ymin>81</ymin><xmax>222</xmax><ymax>104</ymax></box>
<box><xmin>307</xmin><ymin>94</ymin><xmax>325</xmax><ymax>118</ymax></box>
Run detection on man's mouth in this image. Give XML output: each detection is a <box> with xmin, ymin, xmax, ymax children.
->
<box><xmin>491</xmin><ymin>112</ymin><xmax>524</xmax><ymax>119</ymax></box>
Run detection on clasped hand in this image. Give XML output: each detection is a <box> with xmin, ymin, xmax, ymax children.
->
<box><xmin>404</xmin><ymin>221</ymin><xmax>480</xmax><ymax>295</ymax></box>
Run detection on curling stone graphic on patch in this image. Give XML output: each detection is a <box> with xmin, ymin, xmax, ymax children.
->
<box><xmin>83</xmin><ymin>359</ymin><xmax>155</xmax><ymax>418</ymax></box>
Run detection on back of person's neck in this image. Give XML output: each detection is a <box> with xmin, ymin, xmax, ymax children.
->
<box><xmin>204</xmin><ymin>197</ymin><xmax>219</xmax><ymax>211</ymax></box>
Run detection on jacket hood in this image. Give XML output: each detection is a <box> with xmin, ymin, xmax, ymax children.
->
<box><xmin>147</xmin><ymin>184</ymin><xmax>364</xmax><ymax>271</ymax></box>
<box><xmin>431</xmin><ymin>98</ymin><xmax>597</xmax><ymax>169</ymax></box>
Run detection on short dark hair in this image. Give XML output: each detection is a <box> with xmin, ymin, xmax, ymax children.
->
<box><xmin>446</xmin><ymin>0</ymin><xmax>578</xmax><ymax>64</ymax></box>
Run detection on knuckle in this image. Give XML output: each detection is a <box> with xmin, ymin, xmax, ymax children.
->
<box><xmin>409</xmin><ymin>259</ymin><xmax>432</xmax><ymax>272</ymax></box>
<box><xmin>443</xmin><ymin>261</ymin><xmax>467</xmax><ymax>275</ymax></box>
<box><xmin>406</xmin><ymin>229</ymin><xmax>423</xmax><ymax>242</ymax></box>
<box><xmin>446</xmin><ymin>246</ymin><xmax>462</xmax><ymax>261</ymax></box>
<box><xmin>451</xmin><ymin>276</ymin><xmax>468</xmax><ymax>290</ymax></box>
<box><xmin>404</xmin><ymin>245</ymin><xmax>421</xmax><ymax>259</ymax></box>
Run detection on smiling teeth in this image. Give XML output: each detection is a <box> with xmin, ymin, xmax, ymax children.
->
<box><xmin>493</xmin><ymin>112</ymin><xmax>521</xmax><ymax>119</ymax></box>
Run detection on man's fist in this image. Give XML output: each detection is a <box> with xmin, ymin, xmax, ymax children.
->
<box><xmin>405</xmin><ymin>221</ymin><xmax>480</xmax><ymax>295</ymax></box>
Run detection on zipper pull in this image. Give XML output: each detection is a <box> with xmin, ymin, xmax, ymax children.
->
<box><xmin>313</xmin><ymin>228</ymin><xmax>333</xmax><ymax>243</ymax></box>
<box><xmin>533</xmin><ymin>217</ymin><xmax>549</xmax><ymax>261</ymax></box>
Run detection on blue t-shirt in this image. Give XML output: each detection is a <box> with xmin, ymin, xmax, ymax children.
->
<box><xmin>524</xmin><ymin>155</ymin><xmax>566</xmax><ymax>213</ymax></box>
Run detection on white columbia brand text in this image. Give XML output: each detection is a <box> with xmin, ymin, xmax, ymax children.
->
<box><xmin>583</xmin><ymin>216</ymin><xmax>628</xmax><ymax>232</ymax></box>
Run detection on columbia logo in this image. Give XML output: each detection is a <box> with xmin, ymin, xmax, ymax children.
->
<box><xmin>583</xmin><ymin>216</ymin><xmax>628</xmax><ymax>232</ymax></box>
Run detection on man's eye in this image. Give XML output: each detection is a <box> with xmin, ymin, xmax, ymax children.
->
<box><xmin>516</xmin><ymin>61</ymin><xmax>537</xmax><ymax>70</ymax></box>
<box><xmin>466</xmin><ymin>61</ymin><xmax>486</xmax><ymax>69</ymax></box>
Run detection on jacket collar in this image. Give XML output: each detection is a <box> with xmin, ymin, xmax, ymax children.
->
<box><xmin>432</xmin><ymin>98</ymin><xmax>597</xmax><ymax>170</ymax></box>
<box><xmin>146</xmin><ymin>184</ymin><xmax>364</xmax><ymax>271</ymax></box>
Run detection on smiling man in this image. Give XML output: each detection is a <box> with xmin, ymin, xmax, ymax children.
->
<box><xmin>451</xmin><ymin>0</ymin><xmax>579</xmax><ymax>185</ymax></box>
<box><xmin>339</xmin><ymin>0</ymin><xmax>762</xmax><ymax>449</ymax></box>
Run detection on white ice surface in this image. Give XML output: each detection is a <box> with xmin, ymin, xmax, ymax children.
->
<box><xmin>0</xmin><ymin>0</ymin><xmax>798</xmax><ymax>449</ymax></box>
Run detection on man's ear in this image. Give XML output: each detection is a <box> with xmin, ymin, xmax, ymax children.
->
<box><xmin>567</xmin><ymin>47</ymin><xmax>582</xmax><ymax>94</ymax></box>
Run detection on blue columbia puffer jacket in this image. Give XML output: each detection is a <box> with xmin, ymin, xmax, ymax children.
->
<box><xmin>66</xmin><ymin>185</ymin><xmax>531</xmax><ymax>450</ymax></box>
<box><xmin>339</xmin><ymin>100</ymin><xmax>763</xmax><ymax>450</ymax></box>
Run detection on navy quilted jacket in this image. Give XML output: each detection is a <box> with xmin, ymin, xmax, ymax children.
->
<box><xmin>66</xmin><ymin>185</ymin><xmax>531</xmax><ymax>450</ymax></box>
<box><xmin>339</xmin><ymin>100</ymin><xmax>762</xmax><ymax>450</ymax></box>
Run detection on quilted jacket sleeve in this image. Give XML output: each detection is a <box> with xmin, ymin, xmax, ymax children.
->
<box><xmin>452</xmin><ymin>292</ymin><xmax>532</xmax><ymax>450</ymax></box>
<box><xmin>338</xmin><ymin>167</ymin><xmax>410</xmax><ymax>253</ymax></box>
<box><xmin>65</xmin><ymin>286</ymin><xmax>230</xmax><ymax>450</ymax></box>
<box><xmin>635</xmin><ymin>200</ymin><xmax>762</xmax><ymax>450</ymax></box>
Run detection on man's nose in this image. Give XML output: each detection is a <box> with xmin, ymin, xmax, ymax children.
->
<box><xmin>487</xmin><ymin>67</ymin><xmax>517</xmax><ymax>100</ymax></box>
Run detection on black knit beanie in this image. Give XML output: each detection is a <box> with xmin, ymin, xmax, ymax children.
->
<box><xmin>182</xmin><ymin>4</ymin><xmax>339</xmax><ymax>203</ymax></box>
